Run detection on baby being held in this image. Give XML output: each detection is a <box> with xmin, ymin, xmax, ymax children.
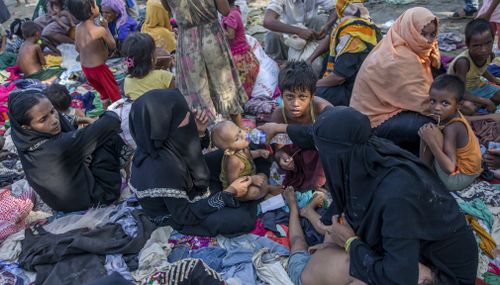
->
<box><xmin>212</xmin><ymin>120</ymin><xmax>283</xmax><ymax>201</ymax></box>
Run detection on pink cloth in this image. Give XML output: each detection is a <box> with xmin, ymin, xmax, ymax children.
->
<box><xmin>479</xmin><ymin>0</ymin><xmax>500</xmax><ymax>23</ymax></box>
<box><xmin>6</xmin><ymin>66</ymin><xmax>21</xmax><ymax>82</ymax></box>
<box><xmin>0</xmin><ymin>188</ymin><xmax>34</xmax><ymax>241</ymax></box>
<box><xmin>0</xmin><ymin>82</ymin><xmax>16</xmax><ymax>104</ymax></box>
<box><xmin>250</xmin><ymin>218</ymin><xmax>267</xmax><ymax>236</ymax></box>
<box><xmin>221</xmin><ymin>6</ymin><xmax>250</xmax><ymax>55</ymax></box>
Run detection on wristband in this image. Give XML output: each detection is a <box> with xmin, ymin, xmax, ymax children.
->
<box><xmin>344</xmin><ymin>236</ymin><xmax>359</xmax><ymax>253</ymax></box>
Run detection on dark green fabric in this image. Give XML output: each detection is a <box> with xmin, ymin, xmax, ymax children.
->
<box><xmin>0</xmin><ymin>52</ymin><xmax>16</xmax><ymax>69</ymax></box>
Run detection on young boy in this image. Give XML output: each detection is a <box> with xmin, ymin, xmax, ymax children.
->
<box><xmin>44</xmin><ymin>83</ymin><xmax>95</xmax><ymax>126</ymax></box>
<box><xmin>419</xmin><ymin>74</ymin><xmax>482</xmax><ymax>191</ymax></box>
<box><xmin>68</xmin><ymin>0</ymin><xmax>121</xmax><ymax>110</ymax></box>
<box><xmin>211</xmin><ymin>120</ymin><xmax>283</xmax><ymax>201</ymax></box>
<box><xmin>448</xmin><ymin>18</ymin><xmax>500</xmax><ymax>113</ymax></box>
<box><xmin>16</xmin><ymin>21</ymin><xmax>64</xmax><ymax>82</ymax></box>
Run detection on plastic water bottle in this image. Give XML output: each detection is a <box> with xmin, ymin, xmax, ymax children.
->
<box><xmin>246</xmin><ymin>129</ymin><xmax>267</xmax><ymax>144</ymax></box>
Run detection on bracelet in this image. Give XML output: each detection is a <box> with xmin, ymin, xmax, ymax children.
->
<box><xmin>344</xmin><ymin>236</ymin><xmax>359</xmax><ymax>253</ymax></box>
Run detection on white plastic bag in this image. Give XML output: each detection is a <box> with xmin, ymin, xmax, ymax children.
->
<box><xmin>246</xmin><ymin>35</ymin><xmax>279</xmax><ymax>99</ymax></box>
<box><xmin>57</xmin><ymin>44</ymin><xmax>79</xmax><ymax>69</ymax></box>
<box><xmin>108</xmin><ymin>99</ymin><xmax>136</xmax><ymax>149</ymax></box>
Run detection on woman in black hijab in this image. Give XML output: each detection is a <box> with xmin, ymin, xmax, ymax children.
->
<box><xmin>8</xmin><ymin>91</ymin><xmax>127</xmax><ymax>212</ymax></box>
<box><xmin>260</xmin><ymin>106</ymin><xmax>478</xmax><ymax>285</ymax></box>
<box><xmin>129</xmin><ymin>89</ymin><xmax>258</xmax><ymax>236</ymax></box>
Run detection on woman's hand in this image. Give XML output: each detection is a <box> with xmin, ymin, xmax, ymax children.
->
<box><xmin>278</xmin><ymin>152</ymin><xmax>295</xmax><ymax>171</ymax></box>
<box><xmin>317</xmin><ymin>213</ymin><xmax>356</xmax><ymax>248</ymax></box>
<box><xmin>192</xmin><ymin>108</ymin><xmax>208</xmax><ymax>136</ymax></box>
<box><xmin>225</xmin><ymin>176</ymin><xmax>251</xmax><ymax>198</ymax></box>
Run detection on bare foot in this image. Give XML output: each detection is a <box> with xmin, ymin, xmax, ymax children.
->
<box><xmin>283</xmin><ymin>186</ymin><xmax>298</xmax><ymax>211</ymax></box>
<box><xmin>300</xmin><ymin>191</ymin><xmax>326</xmax><ymax>218</ymax></box>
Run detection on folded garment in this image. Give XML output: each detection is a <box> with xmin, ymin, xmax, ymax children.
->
<box><xmin>25</xmin><ymin>67</ymin><xmax>65</xmax><ymax>81</ymax></box>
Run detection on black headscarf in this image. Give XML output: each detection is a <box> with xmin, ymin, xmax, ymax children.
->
<box><xmin>9</xmin><ymin>92</ymin><xmax>74</xmax><ymax>152</ymax></box>
<box><xmin>313</xmin><ymin>106</ymin><xmax>466</xmax><ymax>242</ymax></box>
<box><xmin>129</xmin><ymin>89</ymin><xmax>210</xmax><ymax>192</ymax></box>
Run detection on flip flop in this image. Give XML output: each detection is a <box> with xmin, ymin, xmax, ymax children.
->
<box><xmin>451</xmin><ymin>9</ymin><xmax>477</xmax><ymax>19</ymax></box>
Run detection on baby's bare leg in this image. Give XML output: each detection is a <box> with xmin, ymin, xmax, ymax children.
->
<box><xmin>300</xmin><ymin>192</ymin><xmax>327</xmax><ymax>235</ymax></box>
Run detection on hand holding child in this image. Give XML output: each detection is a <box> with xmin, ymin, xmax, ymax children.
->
<box><xmin>192</xmin><ymin>108</ymin><xmax>209</xmax><ymax>136</ymax></box>
<box><xmin>251</xmin><ymin>175</ymin><xmax>265</xmax><ymax>187</ymax></box>
<box><xmin>317</xmin><ymin>213</ymin><xmax>356</xmax><ymax>249</ymax></box>
<box><xmin>225</xmin><ymin>176</ymin><xmax>251</xmax><ymax>198</ymax></box>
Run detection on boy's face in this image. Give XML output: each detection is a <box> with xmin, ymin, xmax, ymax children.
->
<box><xmin>429</xmin><ymin>88</ymin><xmax>459</xmax><ymax>123</ymax></box>
<box><xmin>282</xmin><ymin>89</ymin><xmax>313</xmax><ymax>119</ymax></box>
<box><xmin>221</xmin><ymin>122</ymin><xmax>250</xmax><ymax>151</ymax></box>
<box><xmin>468</xmin><ymin>30</ymin><xmax>493</xmax><ymax>63</ymax></box>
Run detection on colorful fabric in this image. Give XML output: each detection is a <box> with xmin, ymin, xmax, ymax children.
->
<box><xmin>350</xmin><ymin>7</ymin><xmax>440</xmax><ymax>128</ymax></box>
<box><xmin>465</xmin><ymin>215</ymin><xmax>497</xmax><ymax>258</ymax></box>
<box><xmin>234</xmin><ymin>50</ymin><xmax>260</xmax><ymax>98</ymax></box>
<box><xmin>108</xmin><ymin>15</ymin><xmax>137</xmax><ymax>42</ymax></box>
<box><xmin>141</xmin><ymin>0</ymin><xmax>176</xmax><ymax>53</ymax></box>
<box><xmin>142</xmin><ymin>258</ymin><xmax>225</xmax><ymax>285</ymax></box>
<box><xmin>82</xmin><ymin>63</ymin><xmax>121</xmax><ymax>102</ymax></box>
<box><xmin>170</xmin><ymin>0</ymin><xmax>247</xmax><ymax>119</ymax></box>
<box><xmin>458</xmin><ymin>198</ymin><xmax>494</xmax><ymax>230</ymax></box>
<box><xmin>470</xmin><ymin>83</ymin><xmax>500</xmax><ymax>99</ymax></box>
<box><xmin>168</xmin><ymin>233</ymin><xmax>218</xmax><ymax>250</ymax></box>
<box><xmin>0</xmin><ymin>188</ymin><xmax>34</xmax><ymax>242</ymax></box>
<box><xmin>25</xmin><ymin>67</ymin><xmax>65</xmax><ymax>81</ymax></box>
<box><xmin>222</xmin><ymin>6</ymin><xmax>250</xmax><ymax>55</ymax></box>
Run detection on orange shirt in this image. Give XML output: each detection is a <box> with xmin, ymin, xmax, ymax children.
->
<box><xmin>445</xmin><ymin>112</ymin><xmax>483</xmax><ymax>175</ymax></box>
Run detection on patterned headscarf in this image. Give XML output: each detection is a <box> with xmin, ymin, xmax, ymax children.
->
<box><xmin>336</xmin><ymin>0</ymin><xmax>370</xmax><ymax>19</ymax></box>
<box><xmin>101</xmin><ymin>0</ymin><xmax>128</xmax><ymax>28</ymax></box>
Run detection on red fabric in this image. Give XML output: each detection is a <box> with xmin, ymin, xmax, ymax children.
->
<box><xmin>489</xmin><ymin>262</ymin><xmax>500</xmax><ymax>274</ymax></box>
<box><xmin>250</xmin><ymin>219</ymin><xmax>267</xmax><ymax>236</ymax></box>
<box><xmin>265</xmin><ymin>225</ymin><xmax>290</xmax><ymax>249</ymax></box>
<box><xmin>282</xmin><ymin>144</ymin><xmax>326</xmax><ymax>191</ymax></box>
<box><xmin>0</xmin><ymin>188</ymin><xmax>34</xmax><ymax>241</ymax></box>
<box><xmin>475</xmin><ymin>278</ymin><xmax>490</xmax><ymax>285</ymax></box>
<box><xmin>6</xmin><ymin>66</ymin><xmax>21</xmax><ymax>81</ymax></box>
<box><xmin>81</xmin><ymin>64</ymin><xmax>121</xmax><ymax>102</ymax></box>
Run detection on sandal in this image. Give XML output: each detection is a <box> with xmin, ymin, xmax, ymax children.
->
<box><xmin>451</xmin><ymin>9</ymin><xmax>477</xmax><ymax>19</ymax></box>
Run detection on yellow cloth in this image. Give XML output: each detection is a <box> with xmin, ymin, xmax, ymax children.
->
<box><xmin>124</xmin><ymin>70</ymin><xmax>173</xmax><ymax>100</ymax></box>
<box><xmin>466</xmin><ymin>214</ymin><xmax>497</xmax><ymax>258</ymax></box>
<box><xmin>44</xmin><ymin>55</ymin><xmax>63</xmax><ymax>67</ymax></box>
<box><xmin>141</xmin><ymin>0</ymin><xmax>176</xmax><ymax>53</ymax></box>
<box><xmin>220</xmin><ymin>151</ymin><xmax>256</xmax><ymax>189</ymax></box>
<box><xmin>447</xmin><ymin>50</ymin><xmax>492</xmax><ymax>91</ymax></box>
<box><xmin>445</xmin><ymin>112</ymin><xmax>483</xmax><ymax>175</ymax></box>
<box><xmin>350</xmin><ymin>7</ymin><xmax>440</xmax><ymax>128</ymax></box>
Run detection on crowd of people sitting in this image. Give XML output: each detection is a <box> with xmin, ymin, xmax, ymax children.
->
<box><xmin>0</xmin><ymin>0</ymin><xmax>500</xmax><ymax>284</ymax></box>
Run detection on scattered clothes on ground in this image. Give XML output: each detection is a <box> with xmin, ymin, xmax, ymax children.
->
<box><xmin>437</xmin><ymin>32</ymin><xmax>465</xmax><ymax>52</ymax></box>
<box><xmin>141</xmin><ymin>258</ymin><xmax>226</xmax><ymax>285</ymax></box>
<box><xmin>466</xmin><ymin>214</ymin><xmax>497</xmax><ymax>258</ymax></box>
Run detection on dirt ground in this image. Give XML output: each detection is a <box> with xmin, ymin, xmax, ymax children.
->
<box><xmin>1</xmin><ymin>0</ymin><xmax>489</xmax><ymax>52</ymax></box>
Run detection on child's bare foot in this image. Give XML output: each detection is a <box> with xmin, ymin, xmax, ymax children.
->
<box><xmin>283</xmin><ymin>186</ymin><xmax>298</xmax><ymax>211</ymax></box>
<box><xmin>300</xmin><ymin>191</ymin><xmax>326</xmax><ymax>218</ymax></box>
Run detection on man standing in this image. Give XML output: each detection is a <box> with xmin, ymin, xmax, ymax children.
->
<box><xmin>263</xmin><ymin>0</ymin><xmax>336</xmax><ymax>61</ymax></box>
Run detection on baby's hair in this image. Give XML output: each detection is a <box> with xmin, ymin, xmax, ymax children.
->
<box><xmin>121</xmin><ymin>32</ymin><xmax>156</xmax><ymax>78</ymax></box>
<box><xmin>465</xmin><ymin>18</ymin><xmax>492</xmax><ymax>45</ymax></box>
<box><xmin>44</xmin><ymin>84</ymin><xmax>72</xmax><ymax>112</ymax></box>
<box><xmin>211</xmin><ymin>120</ymin><xmax>234</xmax><ymax>150</ymax></box>
<box><xmin>67</xmin><ymin>0</ymin><xmax>96</xmax><ymax>21</ymax></box>
<box><xmin>20</xmin><ymin>21</ymin><xmax>41</xmax><ymax>39</ymax></box>
<box><xmin>278</xmin><ymin>61</ymin><xmax>318</xmax><ymax>95</ymax></box>
<box><xmin>430</xmin><ymin>74</ymin><xmax>465</xmax><ymax>102</ymax></box>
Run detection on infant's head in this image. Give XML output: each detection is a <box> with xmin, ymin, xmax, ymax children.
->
<box><xmin>211</xmin><ymin>120</ymin><xmax>249</xmax><ymax>154</ymax></box>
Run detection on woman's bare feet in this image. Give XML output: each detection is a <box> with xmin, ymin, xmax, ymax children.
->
<box><xmin>300</xmin><ymin>191</ymin><xmax>326</xmax><ymax>218</ymax></box>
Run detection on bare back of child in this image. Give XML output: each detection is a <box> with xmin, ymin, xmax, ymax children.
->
<box><xmin>75</xmin><ymin>18</ymin><xmax>114</xmax><ymax>68</ymax></box>
<box><xmin>212</xmin><ymin>120</ymin><xmax>283</xmax><ymax>201</ymax></box>
<box><xmin>17</xmin><ymin>22</ymin><xmax>45</xmax><ymax>77</ymax></box>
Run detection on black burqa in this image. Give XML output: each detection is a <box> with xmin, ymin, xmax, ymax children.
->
<box><xmin>129</xmin><ymin>89</ymin><xmax>257</xmax><ymax>236</ymax></box>
<box><xmin>9</xmin><ymin>94</ymin><xmax>122</xmax><ymax>212</ymax></box>
<box><xmin>295</xmin><ymin>106</ymin><xmax>477</xmax><ymax>284</ymax></box>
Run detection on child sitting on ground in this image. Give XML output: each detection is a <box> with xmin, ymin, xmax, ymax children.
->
<box><xmin>222</xmin><ymin>0</ymin><xmax>259</xmax><ymax>98</ymax></box>
<box><xmin>419</xmin><ymin>74</ymin><xmax>482</xmax><ymax>191</ymax></box>
<box><xmin>212</xmin><ymin>120</ymin><xmax>283</xmax><ymax>201</ymax></box>
<box><xmin>16</xmin><ymin>21</ymin><xmax>64</xmax><ymax>82</ymax></box>
<box><xmin>448</xmin><ymin>19</ymin><xmax>500</xmax><ymax>114</ymax></box>
<box><xmin>44</xmin><ymin>83</ymin><xmax>95</xmax><ymax>126</ymax></box>
<box><xmin>68</xmin><ymin>0</ymin><xmax>121</xmax><ymax>110</ymax></box>
<box><xmin>122</xmin><ymin>32</ymin><xmax>174</xmax><ymax>100</ymax></box>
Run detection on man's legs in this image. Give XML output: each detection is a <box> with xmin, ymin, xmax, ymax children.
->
<box><xmin>264</xmin><ymin>31</ymin><xmax>289</xmax><ymax>61</ymax></box>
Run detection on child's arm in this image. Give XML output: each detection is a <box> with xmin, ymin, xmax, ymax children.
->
<box><xmin>98</xmin><ymin>19</ymin><xmax>116</xmax><ymax>50</ymax></box>
<box><xmin>36</xmin><ymin>45</ymin><xmax>46</xmax><ymax>66</ymax></box>
<box><xmin>214</xmin><ymin>0</ymin><xmax>231</xmax><ymax>16</ymax></box>
<box><xmin>455</xmin><ymin>57</ymin><xmax>496</xmax><ymax>111</ymax></box>
<box><xmin>250</xmin><ymin>149</ymin><xmax>270</xmax><ymax>159</ymax></box>
<box><xmin>419</xmin><ymin>123</ymin><xmax>460</xmax><ymax>174</ymax></box>
<box><xmin>483</xmin><ymin>69</ymin><xmax>500</xmax><ymax>86</ymax></box>
<box><xmin>418</xmin><ymin>137</ymin><xmax>434</xmax><ymax>168</ymax></box>
<box><xmin>225</xmin><ymin>155</ymin><xmax>244</xmax><ymax>185</ymax></box>
<box><xmin>224</xmin><ymin>27</ymin><xmax>236</xmax><ymax>40</ymax></box>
